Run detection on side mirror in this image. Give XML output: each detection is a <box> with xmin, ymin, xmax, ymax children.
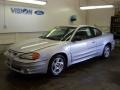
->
<box><xmin>71</xmin><ymin>37</ymin><xmax>82</xmax><ymax>42</ymax></box>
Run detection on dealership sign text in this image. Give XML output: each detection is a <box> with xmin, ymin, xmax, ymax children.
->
<box><xmin>11</xmin><ymin>7</ymin><xmax>44</xmax><ymax>15</ymax></box>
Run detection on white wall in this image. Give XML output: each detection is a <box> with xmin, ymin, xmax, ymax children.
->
<box><xmin>87</xmin><ymin>8</ymin><xmax>114</xmax><ymax>27</ymax></box>
<box><xmin>0</xmin><ymin>0</ymin><xmax>86</xmax><ymax>44</ymax></box>
<box><xmin>0</xmin><ymin>1</ymin><xmax>4</xmax><ymax>32</ymax></box>
<box><xmin>84</xmin><ymin>0</ymin><xmax>114</xmax><ymax>32</ymax></box>
<box><xmin>0</xmin><ymin>0</ymin><xmax>86</xmax><ymax>33</ymax></box>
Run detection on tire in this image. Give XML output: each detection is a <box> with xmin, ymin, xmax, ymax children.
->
<box><xmin>102</xmin><ymin>45</ymin><xmax>111</xmax><ymax>58</ymax></box>
<box><xmin>48</xmin><ymin>55</ymin><xmax>66</xmax><ymax>76</ymax></box>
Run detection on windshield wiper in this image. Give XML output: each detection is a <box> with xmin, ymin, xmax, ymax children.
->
<box><xmin>39</xmin><ymin>36</ymin><xmax>60</xmax><ymax>41</ymax></box>
<box><xmin>39</xmin><ymin>36</ymin><xmax>46</xmax><ymax>39</ymax></box>
<box><xmin>46</xmin><ymin>37</ymin><xmax>58</xmax><ymax>40</ymax></box>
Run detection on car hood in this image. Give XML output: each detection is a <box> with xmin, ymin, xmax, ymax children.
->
<box><xmin>9</xmin><ymin>38</ymin><xmax>64</xmax><ymax>53</ymax></box>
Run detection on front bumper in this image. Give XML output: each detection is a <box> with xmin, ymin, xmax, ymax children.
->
<box><xmin>5</xmin><ymin>58</ymin><xmax>48</xmax><ymax>74</ymax></box>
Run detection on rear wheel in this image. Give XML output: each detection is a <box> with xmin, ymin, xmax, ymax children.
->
<box><xmin>102</xmin><ymin>45</ymin><xmax>111</xmax><ymax>58</ymax></box>
<box><xmin>48</xmin><ymin>55</ymin><xmax>66</xmax><ymax>76</ymax></box>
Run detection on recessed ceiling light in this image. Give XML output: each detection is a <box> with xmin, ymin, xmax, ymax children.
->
<box><xmin>80</xmin><ymin>5</ymin><xmax>114</xmax><ymax>10</ymax></box>
<box><xmin>8</xmin><ymin>0</ymin><xmax>47</xmax><ymax>5</ymax></box>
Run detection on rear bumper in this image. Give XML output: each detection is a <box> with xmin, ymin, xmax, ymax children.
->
<box><xmin>5</xmin><ymin>59</ymin><xmax>48</xmax><ymax>74</ymax></box>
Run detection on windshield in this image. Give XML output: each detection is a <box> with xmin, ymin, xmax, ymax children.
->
<box><xmin>40</xmin><ymin>26</ymin><xmax>76</xmax><ymax>41</ymax></box>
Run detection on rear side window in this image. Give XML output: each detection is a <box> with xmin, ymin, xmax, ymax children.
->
<box><xmin>91</xmin><ymin>27</ymin><xmax>102</xmax><ymax>37</ymax></box>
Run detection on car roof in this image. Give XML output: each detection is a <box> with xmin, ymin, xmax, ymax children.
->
<box><xmin>55</xmin><ymin>25</ymin><xmax>97</xmax><ymax>30</ymax></box>
<box><xmin>56</xmin><ymin>26</ymin><xmax>77</xmax><ymax>28</ymax></box>
<box><xmin>77</xmin><ymin>25</ymin><xmax>95</xmax><ymax>28</ymax></box>
<box><xmin>57</xmin><ymin>25</ymin><xmax>95</xmax><ymax>28</ymax></box>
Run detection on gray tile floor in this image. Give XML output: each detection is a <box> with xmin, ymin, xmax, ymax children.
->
<box><xmin>0</xmin><ymin>48</ymin><xmax>120</xmax><ymax>90</ymax></box>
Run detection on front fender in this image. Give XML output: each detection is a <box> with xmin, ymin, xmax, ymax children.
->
<box><xmin>39</xmin><ymin>43</ymin><xmax>72</xmax><ymax>67</ymax></box>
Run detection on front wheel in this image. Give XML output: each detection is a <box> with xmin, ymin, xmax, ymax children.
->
<box><xmin>102</xmin><ymin>45</ymin><xmax>111</xmax><ymax>58</ymax></box>
<box><xmin>48</xmin><ymin>55</ymin><xmax>66</xmax><ymax>76</ymax></box>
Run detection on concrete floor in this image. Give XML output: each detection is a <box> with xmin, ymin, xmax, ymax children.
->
<box><xmin>0</xmin><ymin>48</ymin><xmax>120</xmax><ymax>90</ymax></box>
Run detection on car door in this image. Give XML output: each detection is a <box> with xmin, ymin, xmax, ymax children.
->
<box><xmin>90</xmin><ymin>27</ymin><xmax>104</xmax><ymax>56</ymax></box>
<box><xmin>70</xmin><ymin>27</ymin><xmax>97</xmax><ymax>63</ymax></box>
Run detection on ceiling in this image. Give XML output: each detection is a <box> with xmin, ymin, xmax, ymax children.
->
<box><xmin>84</xmin><ymin>0</ymin><xmax>120</xmax><ymax>5</ymax></box>
<box><xmin>79</xmin><ymin>0</ymin><xmax>120</xmax><ymax>8</ymax></box>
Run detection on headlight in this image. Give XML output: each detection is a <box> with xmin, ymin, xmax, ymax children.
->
<box><xmin>19</xmin><ymin>52</ymin><xmax>40</xmax><ymax>60</ymax></box>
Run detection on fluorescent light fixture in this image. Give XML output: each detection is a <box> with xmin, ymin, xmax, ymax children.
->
<box><xmin>80</xmin><ymin>5</ymin><xmax>114</xmax><ymax>10</ymax></box>
<box><xmin>8</xmin><ymin>0</ymin><xmax>47</xmax><ymax>5</ymax></box>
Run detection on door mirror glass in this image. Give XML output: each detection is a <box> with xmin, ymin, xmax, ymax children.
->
<box><xmin>72</xmin><ymin>36</ymin><xmax>82</xmax><ymax>42</ymax></box>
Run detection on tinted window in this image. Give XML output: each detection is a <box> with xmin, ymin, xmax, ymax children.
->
<box><xmin>91</xmin><ymin>27</ymin><xmax>102</xmax><ymax>37</ymax></box>
<box><xmin>40</xmin><ymin>27</ymin><xmax>76</xmax><ymax>41</ymax></box>
<box><xmin>72</xmin><ymin>27</ymin><xmax>94</xmax><ymax>41</ymax></box>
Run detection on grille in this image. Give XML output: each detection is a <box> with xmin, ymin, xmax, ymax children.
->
<box><xmin>8</xmin><ymin>49</ymin><xmax>23</xmax><ymax>57</ymax></box>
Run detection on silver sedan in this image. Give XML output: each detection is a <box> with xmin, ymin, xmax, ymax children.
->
<box><xmin>5</xmin><ymin>25</ymin><xmax>115</xmax><ymax>76</ymax></box>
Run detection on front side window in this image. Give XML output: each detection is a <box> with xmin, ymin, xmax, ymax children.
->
<box><xmin>72</xmin><ymin>27</ymin><xmax>94</xmax><ymax>41</ymax></box>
